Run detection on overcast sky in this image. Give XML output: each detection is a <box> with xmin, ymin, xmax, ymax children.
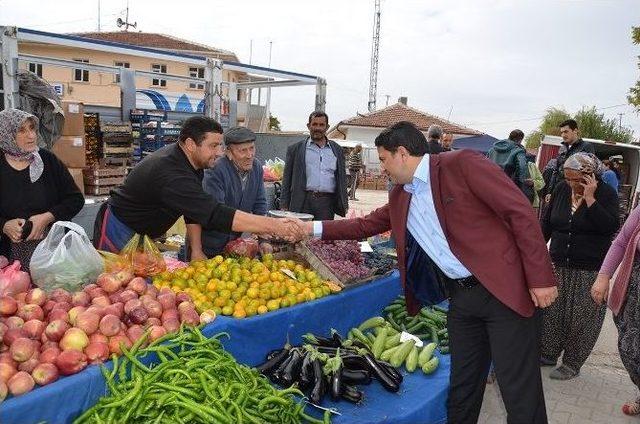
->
<box><xmin>2</xmin><ymin>0</ymin><xmax>639</xmax><ymax>139</ymax></box>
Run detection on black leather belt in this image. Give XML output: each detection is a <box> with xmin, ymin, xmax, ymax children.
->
<box><xmin>306</xmin><ymin>191</ymin><xmax>334</xmax><ymax>197</ymax></box>
<box><xmin>447</xmin><ymin>275</ymin><xmax>479</xmax><ymax>289</ymax></box>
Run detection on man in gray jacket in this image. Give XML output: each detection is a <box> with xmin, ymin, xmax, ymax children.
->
<box><xmin>281</xmin><ymin>111</ymin><xmax>348</xmax><ymax>220</ymax></box>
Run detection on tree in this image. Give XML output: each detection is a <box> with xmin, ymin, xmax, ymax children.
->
<box><xmin>628</xmin><ymin>26</ymin><xmax>640</xmax><ymax>112</ymax></box>
<box><xmin>525</xmin><ymin>106</ymin><xmax>634</xmax><ymax>149</ymax></box>
<box><xmin>268</xmin><ymin>114</ymin><xmax>281</xmax><ymax>132</ymax></box>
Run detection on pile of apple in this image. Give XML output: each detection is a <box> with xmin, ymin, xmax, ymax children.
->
<box><xmin>0</xmin><ymin>269</ymin><xmax>210</xmax><ymax>401</ymax></box>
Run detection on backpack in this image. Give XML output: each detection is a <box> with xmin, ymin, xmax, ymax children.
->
<box><xmin>491</xmin><ymin>148</ymin><xmax>535</xmax><ymax>204</ymax></box>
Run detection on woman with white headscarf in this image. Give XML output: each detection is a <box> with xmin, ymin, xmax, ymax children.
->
<box><xmin>0</xmin><ymin>108</ymin><xmax>84</xmax><ymax>271</ymax></box>
<box><xmin>540</xmin><ymin>152</ymin><xmax>619</xmax><ymax>380</ymax></box>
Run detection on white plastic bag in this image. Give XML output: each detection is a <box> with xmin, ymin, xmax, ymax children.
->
<box><xmin>30</xmin><ymin>221</ymin><xmax>104</xmax><ymax>292</ymax></box>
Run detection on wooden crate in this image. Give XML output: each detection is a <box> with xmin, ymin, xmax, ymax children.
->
<box><xmin>84</xmin><ymin>185</ymin><xmax>116</xmax><ymax>196</ymax></box>
<box><xmin>83</xmin><ymin>167</ymin><xmax>126</xmax><ymax>178</ymax></box>
<box><xmin>83</xmin><ymin>175</ymin><xmax>125</xmax><ymax>186</ymax></box>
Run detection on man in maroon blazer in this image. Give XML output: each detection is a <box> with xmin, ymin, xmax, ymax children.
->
<box><xmin>301</xmin><ymin>122</ymin><xmax>558</xmax><ymax>424</ymax></box>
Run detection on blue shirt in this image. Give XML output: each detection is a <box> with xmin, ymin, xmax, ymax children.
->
<box><xmin>403</xmin><ymin>156</ymin><xmax>471</xmax><ymax>279</ymax></box>
<box><xmin>601</xmin><ymin>170</ymin><xmax>619</xmax><ymax>192</ymax></box>
<box><xmin>305</xmin><ymin>138</ymin><xmax>337</xmax><ymax>193</ymax></box>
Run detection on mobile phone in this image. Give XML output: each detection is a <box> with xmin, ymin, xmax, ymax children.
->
<box><xmin>21</xmin><ymin>220</ymin><xmax>33</xmax><ymax>240</ymax></box>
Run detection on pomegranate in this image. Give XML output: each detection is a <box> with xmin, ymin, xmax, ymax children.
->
<box><xmin>128</xmin><ymin>306</ymin><xmax>148</xmax><ymax>325</ymax></box>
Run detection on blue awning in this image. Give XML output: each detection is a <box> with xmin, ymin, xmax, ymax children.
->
<box><xmin>453</xmin><ymin>134</ymin><xmax>499</xmax><ymax>153</ymax></box>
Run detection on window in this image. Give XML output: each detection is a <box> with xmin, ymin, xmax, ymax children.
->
<box><xmin>28</xmin><ymin>63</ymin><xmax>43</xmax><ymax>77</ymax></box>
<box><xmin>73</xmin><ymin>59</ymin><xmax>89</xmax><ymax>82</ymax></box>
<box><xmin>188</xmin><ymin>67</ymin><xmax>205</xmax><ymax>89</ymax></box>
<box><xmin>114</xmin><ymin>61</ymin><xmax>130</xmax><ymax>83</ymax></box>
<box><xmin>151</xmin><ymin>63</ymin><xmax>167</xmax><ymax>87</ymax></box>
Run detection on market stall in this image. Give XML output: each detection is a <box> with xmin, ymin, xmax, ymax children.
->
<box><xmin>1</xmin><ymin>271</ymin><xmax>450</xmax><ymax>424</ymax></box>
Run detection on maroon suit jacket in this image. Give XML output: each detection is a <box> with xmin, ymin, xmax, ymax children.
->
<box><xmin>322</xmin><ymin>150</ymin><xmax>556</xmax><ymax>317</ymax></box>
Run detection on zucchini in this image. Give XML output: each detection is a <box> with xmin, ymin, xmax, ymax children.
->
<box><xmin>372</xmin><ymin>327</ymin><xmax>388</xmax><ymax>359</ymax></box>
<box><xmin>380</xmin><ymin>345</ymin><xmax>401</xmax><ymax>362</ymax></box>
<box><xmin>390</xmin><ymin>340</ymin><xmax>415</xmax><ymax>368</ymax></box>
<box><xmin>405</xmin><ymin>346</ymin><xmax>419</xmax><ymax>372</ymax></box>
<box><xmin>386</xmin><ymin>314</ymin><xmax>403</xmax><ymax>332</ymax></box>
<box><xmin>384</xmin><ymin>333</ymin><xmax>402</xmax><ymax>349</ymax></box>
<box><xmin>429</xmin><ymin>327</ymin><xmax>439</xmax><ymax>346</ymax></box>
<box><xmin>358</xmin><ymin>316</ymin><xmax>386</xmax><ymax>332</ymax></box>
<box><xmin>351</xmin><ymin>328</ymin><xmax>371</xmax><ymax>347</ymax></box>
<box><xmin>422</xmin><ymin>356</ymin><xmax>439</xmax><ymax>374</ymax></box>
<box><xmin>418</xmin><ymin>343</ymin><xmax>437</xmax><ymax>367</ymax></box>
<box><xmin>437</xmin><ymin>328</ymin><xmax>448</xmax><ymax>336</ymax></box>
<box><xmin>367</xmin><ymin>332</ymin><xmax>377</xmax><ymax>344</ymax></box>
<box><xmin>383</xmin><ymin>304</ymin><xmax>404</xmax><ymax>313</ymax></box>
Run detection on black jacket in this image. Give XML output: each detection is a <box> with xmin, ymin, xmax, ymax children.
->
<box><xmin>542</xmin><ymin>180</ymin><xmax>619</xmax><ymax>270</ymax></box>
<box><xmin>427</xmin><ymin>140</ymin><xmax>444</xmax><ymax>154</ymax></box>
<box><xmin>281</xmin><ymin>138</ymin><xmax>348</xmax><ymax>216</ymax></box>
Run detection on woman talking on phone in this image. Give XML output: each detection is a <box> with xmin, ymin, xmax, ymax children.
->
<box><xmin>540</xmin><ymin>152</ymin><xmax>619</xmax><ymax>380</ymax></box>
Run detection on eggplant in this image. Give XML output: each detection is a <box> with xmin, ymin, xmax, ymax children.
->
<box><xmin>378</xmin><ymin>360</ymin><xmax>403</xmax><ymax>384</ymax></box>
<box><xmin>256</xmin><ymin>345</ymin><xmax>291</xmax><ymax>375</ymax></box>
<box><xmin>304</xmin><ymin>333</ymin><xmax>341</xmax><ymax>348</ymax></box>
<box><xmin>342</xmin><ymin>354</ymin><xmax>370</xmax><ymax>371</ymax></box>
<box><xmin>341</xmin><ymin>368</ymin><xmax>372</xmax><ymax>385</ymax></box>
<box><xmin>309</xmin><ymin>358</ymin><xmax>327</xmax><ymax>405</ymax></box>
<box><xmin>363</xmin><ymin>353</ymin><xmax>400</xmax><ymax>393</ymax></box>
<box><xmin>272</xmin><ymin>350</ymin><xmax>296</xmax><ymax>383</ymax></box>
<box><xmin>299</xmin><ymin>352</ymin><xmax>314</xmax><ymax>389</ymax></box>
<box><xmin>266</xmin><ymin>348</ymin><xmax>284</xmax><ymax>361</ymax></box>
<box><xmin>330</xmin><ymin>364</ymin><xmax>343</xmax><ymax>401</ymax></box>
<box><xmin>331</xmin><ymin>330</ymin><xmax>344</xmax><ymax>346</ymax></box>
<box><xmin>280</xmin><ymin>348</ymin><xmax>304</xmax><ymax>387</ymax></box>
<box><xmin>340</xmin><ymin>384</ymin><xmax>364</xmax><ymax>403</ymax></box>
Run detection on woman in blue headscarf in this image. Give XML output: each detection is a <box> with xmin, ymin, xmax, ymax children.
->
<box><xmin>0</xmin><ymin>108</ymin><xmax>84</xmax><ymax>270</ymax></box>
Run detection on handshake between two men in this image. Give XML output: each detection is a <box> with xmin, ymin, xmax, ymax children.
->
<box><xmin>266</xmin><ymin>218</ymin><xmax>312</xmax><ymax>243</ymax></box>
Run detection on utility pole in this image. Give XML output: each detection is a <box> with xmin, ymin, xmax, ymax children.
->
<box><xmin>618</xmin><ymin>112</ymin><xmax>625</xmax><ymax>130</ymax></box>
<box><xmin>384</xmin><ymin>94</ymin><xmax>390</xmax><ymax>107</ymax></box>
<box><xmin>368</xmin><ymin>0</ymin><xmax>381</xmax><ymax>112</ymax></box>
<box><xmin>116</xmin><ymin>1</ymin><xmax>137</xmax><ymax>31</ymax></box>
<box><xmin>97</xmin><ymin>0</ymin><xmax>101</xmax><ymax>32</ymax></box>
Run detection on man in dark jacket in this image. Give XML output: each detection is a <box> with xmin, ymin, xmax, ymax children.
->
<box><xmin>543</xmin><ymin>119</ymin><xmax>595</xmax><ymax>202</ymax></box>
<box><xmin>487</xmin><ymin>129</ymin><xmax>532</xmax><ymax>201</ymax></box>
<box><xmin>426</xmin><ymin>124</ymin><xmax>445</xmax><ymax>154</ymax></box>
<box><xmin>281</xmin><ymin>111</ymin><xmax>348</xmax><ymax>220</ymax></box>
<box><xmin>187</xmin><ymin>127</ymin><xmax>269</xmax><ymax>260</ymax></box>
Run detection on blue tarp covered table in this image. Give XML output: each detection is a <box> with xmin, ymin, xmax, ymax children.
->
<box><xmin>1</xmin><ymin>271</ymin><xmax>449</xmax><ymax>424</ymax></box>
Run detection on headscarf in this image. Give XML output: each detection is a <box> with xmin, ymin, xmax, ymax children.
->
<box><xmin>563</xmin><ymin>152</ymin><xmax>606</xmax><ymax>177</ymax></box>
<box><xmin>0</xmin><ymin>109</ymin><xmax>44</xmax><ymax>182</ymax></box>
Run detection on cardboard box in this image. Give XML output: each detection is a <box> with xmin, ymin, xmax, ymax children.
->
<box><xmin>61</xmin><ymin>101</ymin><xmax>85</xmax><ymax>136</ymax></box>
<box><xmin>67</xmin><ymin>168</ymin><xmax>85</xmax><ymax>195</ymax></box>
<box><xmin>52</xmin><ymin>135</ymin><xmax>87</xmax><ymax>168</ymax></box>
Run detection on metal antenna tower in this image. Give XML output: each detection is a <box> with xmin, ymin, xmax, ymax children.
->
<box><xmin>368</xmin><ymin>0</ymin><xmax>381</xmax><ymax>112</ymax></box>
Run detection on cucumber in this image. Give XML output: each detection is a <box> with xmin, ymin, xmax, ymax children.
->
<box><xmin>418</xmin><ymin>342</ymin><xmax>437</xmax><ymax>366</ymax></box>
<box><xmin>405</xmin><ymin>346</ymin><xmax>419</xmax><ymax>372</ymax></box>
<box><xmin>395</xmin><ymin>310</ymin><xmax>408</xmax><ymax>321</ymax></box>
<box><xmin>351</xmin><ymin>328</ymin><xmax>371</xmax><ymax>347</ymax></box>
<box><xmin>372</xmin><ymin>327</ymin><xmax>388</xmax><ymax>359</ymax></box>
<box><xmin>367</xmin><ymin>332</ymin><xmax>377</xmax><ymax>344</ymax></box>
<box><xmin>380</xmin><ymin>344</ymin><xmax>401</xmax><ymax>362</ymax></box>
<box><xmin>422</xmin><ymin>356</ymin><xmax>439</xmax><ymax>374</ymax></box>
<box><xmin>437</xmin><ymin>328</ymin><xmax>448</xmax><ymax>336</ymax></box>
<box><xmin>358</xmin><ymin>316</ymin><xmax>386</xmax><ymax>332</ymax></box>
<box><xmin>383</xmin><ymin>304</ymin><xmax>404</xmax><ymax>313</ymax></box>
<box><xmin>386</xmin><ymin>314</ymin><xmax>403</xmax><ymax>332</ymax></box>
<box><xmin>390</xmin><ymin>340</ymin><xmax>415</xmax><ymax>368</ymax></box>
<box><xmin>384</xmin><ymin>333</ymin><xmax>402</xmax><ymax>349</ymax></box>
<box><xmin>429</xmin><ymin>327</ymin><xmax>439</xmax><ymax>346</ymax></box>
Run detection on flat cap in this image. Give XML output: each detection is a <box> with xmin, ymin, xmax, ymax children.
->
<box><xmin>224</xmin><ymin>126</ymin><xmax>256</xmax><ymax>145</ymax></box>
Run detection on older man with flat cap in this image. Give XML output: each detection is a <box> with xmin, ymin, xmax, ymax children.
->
<box><xmin>187</xmin><ymin>126</ymin><xmax>271</xmax><ymax>260</ymax></box>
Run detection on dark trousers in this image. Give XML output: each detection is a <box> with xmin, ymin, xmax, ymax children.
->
<box><xmin>301</xmin><ymin>192</ymin><xmax>336</xmax><ymax>220</ymax></box>
<box><xmin>447</xmin><ymin>283</ymin><xmax>547</xmax><ymax>424</ymax></box>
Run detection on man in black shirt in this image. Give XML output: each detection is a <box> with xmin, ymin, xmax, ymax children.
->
<box><xmin>96</xmin><ymin>116</ymin><xmax>302</xmax><ymax>252</ymax></box>
<box><xmin>543</xmin><ymin>119</ymin><xmax>595</xmax><ymax>202</ymax></box>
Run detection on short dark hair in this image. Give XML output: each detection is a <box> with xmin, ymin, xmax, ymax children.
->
<box><xmin>179</xmin><ymin>116</ymin><xmax>223</xmax><ymax>145</ymax></box>
<box><xmin>374</xmin><ymin>121</ymin><xmax>428</xmax><ymax>156</ymax></box>
<box><xmin>508</xmin><ymin>129</ymin><xmax>525</xmax><ymax>143</ymax></box>
<box><xmin>308</xmin><ymin>111</ymin><xmax>329</xmax><ymax>124</ymax></box>
<box><xmin>559</xmin><ymin>119</ymin><xmax>578</xmax><ymax>131</ymax></box>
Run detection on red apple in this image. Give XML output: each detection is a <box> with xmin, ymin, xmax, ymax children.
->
<box><xmin>146</xmin><ymin>317</ymin><xmax>161</xmax><ymax>327</ymax></box>
<box><xmin>41</xmin><ymin>341</ymin><xmax>59</xmax><ymax>351</ymax></box>
<box><xmin>48</xmin><ymin>308</ymin><xmax>70</xmax><ymax>323</ymax></box>
<box><xmin>0</xmin><ymin>352</ymin><xmax>17</xmax><ymax>368</ymax></box>
<box><xmin>14</xmin><ymin>293</ymin><xmax>27</xmax><ymax>303</ymax></box>
<box><xmin>161</xmin><ymin>309</ymin><xmax>179</xmax><ymax>322</ymax></box>
<box><xmin>83</xmin><ymin>283</ymin><xmax>97</xmax><ymax>293</ymax></box>
<box><xmin>103</xmin><ymin>303</ymin><xmax>124</xmax><ymax>320</ymax></box>
<box><xmin>85</xmin><ymin>342</ymin><xmax>110</xmax><ymax>364</ymax></box>
<box><xmin>89</xmin><ymin>333</ymin><xmax>109</xmax><ymax>345</ymax></box>
<box><xmin>119</xmin><ymin>289</ymin><xmax>138</xmax><ymax>304</ymax></box>
<box><xmin>56</xmin><ymin>350</ymin><xmax>87</xmax><ymax>375</ymax></box>
<box><xmin>143</xmin><ymin>299</ymin><xmax>162</xmax><ymax>318</ymax></box>
<box><xmin>149</xmin><ymin>325</ymin><xmax>166</xmax><ymax>342</ymax></box>
<box><xmin>144</xmin><ymin>284</ymin><xmax>158</xmax><ymax>298</ymax></box>
<box><xmin>18</xmin><ymin>304</ymin><xmax>44</xmax><ymax>322</ymax></box>
<box><xmin>50</xmin><ymin>288</ymin><xmax>72</xmax><ymax>304</ymax></box>
<box><xmin>71</xmin><ymin>291</ymin><xmax>90</xmax><ymax>307</ymax></box>
<box><xmin>0</xmin><ymin>362</ymin><xmax>17</xmax><ymax>383</ymax></box>
<box><xmin>0</xmin><ymin>321</ymin><xmax>7</xmax><ymax>339</ymax></box>
<box><xmin>45</xmin><ymin>320</ymin><xmax>70</xmax><ymax>342</ymax></box>
<box><xmin>108</xmin><ymin>335</ymin><xmax>131</xmax><ymax>355</ymax></box>
<box><xmin>124</xmin><ymin>299</ymin><xmax>142</xmax><ymax>315</ymax></box>
<box><xmin>180</xmin><ymin>308</ymin><xmax>200</xmax><ymax>326</ymax></box>
<box><xmin>114</xmin><ymin>269</ymin><xmax>134</xmax><ymax>285</ymax></box>
<box><xmin>67</xmin><ymin>306</ymin><xmax>86</xmax><ymax>325</ymax></box>
<box><xmin>86</xmin><ymin>287</ymin><xmax>106</xmax><ymax>299</ymax></box>
<box><xmin>127</xmin><ymin>277</ymin><xmax>147</xmax><ymax>295</ymax></box>
<box><xmin>108</xmin><ymin>289</ymin><xmax>124</xmax><ymax>304</ymax></box>
<box><xmin>7</xmin><ymin>371</ymin><xmax>34</xmax><ymax>395</ymax></box>
<box><xmin>31</xmin><ymin>363</ymin><xmax>59</xmax><ymax>385</ymax></box>
<box><xmin>159</xmin><ymin>287</ymin><xmax>174</xmax><ymax>296</ymax></box>
<box><xmin>97</xmin><ymin>272</ymin><xmax>122</xmax><ymax>294</ymax></box>
<box><xmin>99</xmin><ymin>315</ymin><xmax>121</xmax><ymax>337</ymax></box>
<box><xmin>52</xmin><ymin>301</ymin><xmax>72</xmax><ymax>313</ymax></box>
<box><xmin>157</xmin><ymin>293</ymin><xmax>176</xmax><ymax>311</ymax></box>
<box><xmin>176</xmin><ymin>292</ymin><xmax>192</xmax><ymax>304</ymax></box>
<box><xmin>162</xmin><ymin>318</ymin><xmax>180</xmax><ymax>333</ymax></box>
<box><xmin>85</xmin><ymin>306</ymin><xmax>105</xmax><ymax>319</ymax></box>
<box><xmin>25</xmin><ymin>288</ymin><xmax>47</xmax><ymax>307</ymax></box>
<box><xmin>0</xmin><ymin>296</ymin><xmax>18</xmax><ymax>316</ymax></box>
<box><xmin>76</xmin><ymin>311</ymin><xmax>100</xmax><ymax>335</ymax></box>
<box><xmin>42</xmin><ymin>299</ymin><xmax>57</xmax><ymax>315</ymax></box>
<box><xmin>18</xmin><ymin>354</ymin><xmax>39</xmax><ymax>373</ymax></box>
<box><xmin>126</xmin><ymin>325</ymin><xmax>145</xmax><ymax>344</ymax></box>
<box><xmin>60</xmin><ymin>328</ymin><xmax>89</xmax><ymax>351</ymax></box>
<box><xmin>128</xmin><ymin>307</ymin><xmax>148</xmax><ymax>325</ymax></box>
<box><xmin>39</xmin><ymin>346</ymin><xmax>61</xmax><ymax>364</ymax></box>
<box><xmin>0</xmin><ymin>380</ymin><xmax>7</xmax><ymax>402</ymax></box>
<box><xmin>22</xmin><ymin>319</ymin><xmax>45</xmax><ymax>340</ymax></box>
<box><xmin>92</xmin><ymin>296</ymin><xmax>111</xmax><ymax>307</ymax></box>
<box><xmin>10</xmin><ymin>338</ymin><xmax>35</xmax><ymax>362</ymax></box>
<box><xmin>4</xmin><ymin>328</ymin><xmax>27</xmax><ymax>346</ymax></box>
